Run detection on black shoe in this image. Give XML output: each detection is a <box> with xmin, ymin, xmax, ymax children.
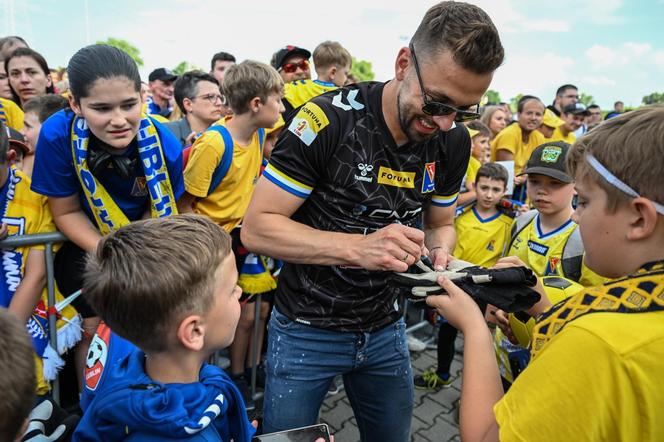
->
<box><xmin>231</xmin><ymin>374</ymin><xmax>255</xmax><ymax>411</ymax></box>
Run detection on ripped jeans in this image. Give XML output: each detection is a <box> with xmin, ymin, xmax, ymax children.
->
<box><xmin>262</xmin><ymin>308</ymin><xmax>413</xmax><ymax>442</ymax></box>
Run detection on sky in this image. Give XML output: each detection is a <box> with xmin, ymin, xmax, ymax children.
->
<box><xmin>3</xmin><ymin>0</ymin><xmax>663</xmax><ymax>109</ymax></box>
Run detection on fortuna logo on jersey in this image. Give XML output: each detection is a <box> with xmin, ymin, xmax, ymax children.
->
<box><xmin>377</xmin><ymin>166</ymin><xmax>415</xmax><ymax>188</ymax></box>
<box><xmin>545</xmin><ymin>257</ymin><xmax>561</xmax><ymax>275</ymax></box>
<box><xmin>288</xmin><ymin>102</ymin><xmax>330</xmax><ymax>146</ymax></box>
<box><xmin>422</xmin><ymin>162</ymin><xmax>436</xmax><ymax>193</ymax></box>
<box><xmin>355</xmin><ymin>163</ymin><xmax>374</xmax><ymax>183</ymax></box>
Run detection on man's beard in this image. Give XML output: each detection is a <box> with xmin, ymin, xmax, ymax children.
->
<box><xmin>396</xmin><ymin>88</ymin><xmax>439</xmax><ymax>144</ymax></box>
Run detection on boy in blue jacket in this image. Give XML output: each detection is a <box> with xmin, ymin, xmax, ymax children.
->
<box><xmin>73</xmin><ymin>214</ymin><xmax>254</xmax><ymax>441</ymax></box>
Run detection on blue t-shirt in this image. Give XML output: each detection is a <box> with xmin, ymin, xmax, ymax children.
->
<box><xmin>31</xmin><ymin>110</ymin><xmax>184</xmax><ymax>226</ymax></box>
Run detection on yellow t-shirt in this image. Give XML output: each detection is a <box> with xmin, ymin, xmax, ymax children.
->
<box><xmin>491</xmin><ymin>124</ymin><xmax>545</xmax><ymax>175</ymax></box>
<box><xmin>453</xmin><ymin>206</ymin><xmax>513</xmax><ymax>267</ymax></box>
<box><xmin>465</xmin><ymin>156</ymin><xmax>481</xmax><ymax>186</ymax></box>
<box><xmin>550</xmin><ymin>126</ymin><xmax>576</xmax><ymax>144</ymax></box>
<box><xmin>2</xmin><ymin>167</ymin><xmax>55</xmax><ymax>394</ymax></box>
<box><xmin>184</xmin><ymin>119</ymin><xmax>264</xmax><ymax>232</ymax></box>
<box><xmin>283</xmin><ymin>79</ymin><xmax>338</xmax><ymax>111</ymax></box>
<box><xmin>0</xmin><ymin>97</ymin><xmax>25</xmax><ymax>131</ymax></box>
<box><xmin>495</xmin><ymin>269</ymin><xmax>664</xmax><ymax>441</ymax></box>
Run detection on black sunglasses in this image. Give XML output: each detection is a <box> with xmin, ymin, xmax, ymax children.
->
<box><xmin>409</xmin><ymin>43</ymin><xmax>481</xmax><ymax>122</ymax></box>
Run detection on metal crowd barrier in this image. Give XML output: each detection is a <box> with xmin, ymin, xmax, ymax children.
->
<box><xmin>0</xmin><ymin>231</ymin><xmax>68</xmax><ymax>402</ymax></box>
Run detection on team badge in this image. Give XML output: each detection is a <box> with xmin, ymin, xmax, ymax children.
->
<box><xmin>486</xmin><ymin>239</ymin><xmax>496</xmax><ymax>252</ymax></box>
<box><xmin>546</xmin><ymin>257</ymin><xmax>561</xmax><ymax>275</ymax></box>
<box><xmin>85</xmin><ymin>322</ymin><xmax>111</xmax><ymax>391</ymax></box>
<box><xmin>288</xmin><ymin>102</ymin><xmax>329</xmax><ymax>146</ymax></box>
<box><xmin>422</xmin><ymin>162</ymin><xmax>436</xmax><ymax>193</ymax></box>
<box><xmin>131</xmin><ymin>176</ymin><xmax>148</xmax><ymax>197</ymax></box>
<box><xmin>541</xmin><ymin>146</ymin><xmax>562</xmax><ymax>163</ymax></box>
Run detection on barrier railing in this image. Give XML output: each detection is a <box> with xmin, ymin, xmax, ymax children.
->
<box><xmin>0</xmin><ymin>231</ymin><xmax>68</xmax><ymax>403</ymax></box>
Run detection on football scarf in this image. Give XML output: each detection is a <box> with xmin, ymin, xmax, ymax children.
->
<box><xmin>71</xmin><ymin>114</ymin><xmax>177</xmax><ymax>234</ymax></box>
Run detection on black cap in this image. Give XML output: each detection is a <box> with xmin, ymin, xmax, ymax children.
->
<box><xmin>5</xmin><ymin>126</ymin><xmax>30</xmax><ymax>154</ymax></box>
<box><xmin>519</xmin><ymin>141</ymin><xmax>572</xmax><ymax>183</ymax></box>
<box><xmin>562</xmin><ymin>103</ymin><xmax>589</xmax><ymax>116</ymax></box>
<box><xmin>272</xmin><ymin>45</ymin><xmax>311</xmax><ymax>69</ymax></box>
<box><xmin>148</xmin><ymin>68</ymin><xmax>178</xmax><ymax>82</ymax></box>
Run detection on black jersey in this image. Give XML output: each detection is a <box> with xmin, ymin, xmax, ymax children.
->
<box><xmin>264</xmin><ymin>81</ymin><xmax>470</xmax><ymax>332</ymax></box>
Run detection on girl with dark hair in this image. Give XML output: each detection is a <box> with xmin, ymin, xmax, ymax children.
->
<box><xmin>30</xmin><ymin>44</ymin><xmax>184</xmax><ymax>386</ymax></box>
<box><xmin>4</xmin><ymin>47</ymin><xmax>54</xmax><ymax>108</ymax></box>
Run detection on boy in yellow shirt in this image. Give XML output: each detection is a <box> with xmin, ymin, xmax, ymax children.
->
<box><xmin>427</xmin><ymin>106</ymin><xmax>664</xmax><ymax>442</ymax></box>
<box><xmin>496</xmin><ymin>141</ymin><xmax>604</xmax><ymax>384</ymax></box>
<box><xmin>177</xmin><ymin>60</ymin><xmax>283</xmax><ymax>405</ymax></box>
<box><xmin>415</xmin><ymin>162</ymin><xmax>513</xmax><ymax>391</ymax></box>
<box><xmin>281</xmin><ymin>41</ymin><xmax>352</xmax><ymax>119</ymax></box>
<box><xmin>458</xmin><ymin>121</ymin><xmax>491</xmax><ymax>207</ymax></box>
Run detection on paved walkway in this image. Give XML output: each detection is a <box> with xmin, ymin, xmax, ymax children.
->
<box><xmin>319</xmin><ymin>327</ymin><xmax>463</xmax><ymax>442</ymax></box>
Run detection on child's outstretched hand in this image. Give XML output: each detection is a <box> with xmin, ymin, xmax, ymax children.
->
<box><xmin>426</xmin><ymin>276</ymin><xmax>486</xmax><ymax>333</ymax></box>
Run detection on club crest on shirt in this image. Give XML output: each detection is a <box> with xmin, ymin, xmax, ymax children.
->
<box><xmin>546</xmin><ymin>257</ymin><xmax>561</xmax><ymax>275</ymax></box>
<box><xmin>131</xmin><ymin>176</ymin><xmax>148</xmax><ymax>197</ymax></box>
<box><xmin>288</xmin><ymin>102</ymin><xmax>329</xmax><ymax>146</ymax></box>
<box><xmin>422</xmin><ymin>162</ymin><xmax>436</xmax><ymax>193</ymax></box>
<box><xmin>486</xmin><ymin>239</ymin><xmax>496</xmax><ymax>252</ymax></box>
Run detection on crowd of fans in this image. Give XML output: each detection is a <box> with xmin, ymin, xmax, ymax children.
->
<box><xmin>0</xmin><ymin>1</ymin><xmax>661</xmax><ymax>441</ymax></box>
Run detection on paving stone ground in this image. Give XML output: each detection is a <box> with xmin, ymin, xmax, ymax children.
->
<box><xmin>319</xmin><ymin>325</ymin><xmax>464</xmax><ymax>442</ymax></box>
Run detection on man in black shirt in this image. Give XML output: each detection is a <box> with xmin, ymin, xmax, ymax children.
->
<box><xmin>242</xmin><ymin>2</ymin><xmax>504</xmax><ymax>440</ymax></box>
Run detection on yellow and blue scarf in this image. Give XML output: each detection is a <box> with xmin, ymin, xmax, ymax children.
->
<box><xmin>71</xmin><ymin>115</ymin><xmax>177</xmax><ymax>234</ymax></box>
<box><xmin>531</xmin><ymin>261</ymin><xmax>664</xmax><ymax>358</ymax></box>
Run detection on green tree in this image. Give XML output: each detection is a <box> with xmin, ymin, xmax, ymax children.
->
<box><xmin>642</xmin><ymin>92</ymin><xmax>664</xmax><ymax>105</ymax></box>
<box><xmin>484</xmin><ymin>89</ymin><xmax>501</xmax><ymax>105</ymax></box>
<box><xmin>509</xmin><ymin>93</ymin><xmax>524</xmax><ymax>114</ymax></box>
<box><xmin>172</xmin><ymin>61</ymin><xmax>202</xmax><ymax>75</ymax></box>
<box><xmin>579</xmin><ymin>92</ymin><xmax>595</xmax><ymax>107</ymax></box>
<box><xmin>350</xmin><ymin>57</ymin><xmax>375</xmax><ymax>81</ymax></box>
<box><xmin>96</xmin><ymin>37</ymin><xmax>144</xmax><ymax>67</ymax></box>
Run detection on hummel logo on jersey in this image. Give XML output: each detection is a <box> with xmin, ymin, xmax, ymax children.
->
<box><xmin>332</xmin><ymin>89</ymin><xmax>365</xmax><ymax>111</ymax></box>
<box><xmin>355</xmin><ymin>163</ymin><xmax>374</xmax><ymax>182</ymax></box>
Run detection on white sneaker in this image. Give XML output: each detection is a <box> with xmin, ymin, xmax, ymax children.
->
<box><xmin>407</xmin><ymin>335</ymin><xmax>427</xmax><ymax>352</ymax></box>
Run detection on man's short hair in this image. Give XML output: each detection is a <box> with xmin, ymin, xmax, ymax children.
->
<box><xmin>313</xmin><ymin>41</ymin><xmax>352</xmax><ymax>71</ymax></box>
<box><xmin>173</xmin><ymin>71</ymin><xmax>219</xmax><ymax>115</ymax></box>
<box><xmin>614</xmin><ymin>101</ymin><xmax>624</xmax><ymax>107</ymax></box>
<box><xmin>517</xmin><ymin>95</ymin><xmax>542</xmax><ymax>113</ymax></box>
<box><xmin>84</xmin><ymin>215</ymin><xmax>232</xmax><ymax>353</ymax></box>
<box><xmin>410</xmin><ymin>1</ymin><xmax>504</xmax><ymax>74</ymax></box>
<box><xmin>23</xmin><ymin>94</ymin><xmax>68</xmax><ymax>123</ymax></box>
<box><xmin>210</xmin><ymin>51</ymin><xmax>236</xmax><ymax>71</ymax></box>
<box><xmin>587</xmin><ymin>104</ymin><xmax>600</xmax><ymax>111</ymax></box>
<box><xmin>556</xmin><ymin>84</ymin><xmax>578</xmax><ymax>97</ymax></box>
<box><xmin>476</xmin><ymin>162</ymin><xmax>509</xmax><ymax>187</ymax></box>
<box><xmin>466</xmin><ymin>120</ymin><xmax>491</xmax><ymax>139</ymax></box>
<box><xmin>0</xmin><ymin>308</ymin><xmax>36</xmax><ymax>441</ymax></box>
<box><xmin>567</xmin><ymin>105</ymin><xmax>664</xmax><ymax>212</ymax></box>
<box><xmin>222</xmin><ymin>60</ymin><xmax>283</xmax><ymax>114</ymax></box>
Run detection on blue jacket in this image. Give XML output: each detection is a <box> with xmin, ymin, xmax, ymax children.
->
<box><xmin>73</xmin><ymin>347</ymin><xmax>254</xmax><ymax>441</ymax></box>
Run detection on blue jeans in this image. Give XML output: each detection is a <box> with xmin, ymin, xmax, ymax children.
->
<box><xmin>263</xmin><ymin>308</ymin><xmax>414</xmax><ymax>442</ymax></box>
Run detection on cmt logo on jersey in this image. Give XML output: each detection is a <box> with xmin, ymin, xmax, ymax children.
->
<box><xmin>486</xmin><ymin>239</ymin><xmax>496</xmax><ymax>252</ymax></box>
<box><xmin>367</xmin><ymin>207</ymin><xmax>422</xmax><ymax>220</ymax></box>
<box><xmin>422</xmin><ymin>162</ymin><xmax>436</xmax><ymax>193</ymax></box>
<box><xmin>545</xmin><ymin>257</ymin><xmax>561</xmax><ymax>275</ymax></box>
<box><xmin>377</xmin><ymin>167</ymin><xmax>415</xmax><ymax>188</ymax></box>
<box><xmin>288</xmin><ymin>102</ymin><xmax>329</xmax><ymax>146</ymax></box>
<box><xmin>527</xmin><ymin>240</ymin><xmax>549</xmax><ymax>256</ymax></box>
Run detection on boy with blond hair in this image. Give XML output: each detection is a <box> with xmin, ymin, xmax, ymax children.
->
<box><xmin>282</xmin><ymin>40</ymin><xmax>352</xmax><ymax>118</ymax></box>
<box><xmin>73</xmin><ymin>215</ymin><xmax>254</xmax><ymax>441</ymax></box>
<box><xmin>177</xmin><ymin>60</ymin><xmax>283</xmax><ymax>405</ymax></box>
<box><xmin>427</xmin><ymin>106</ymin><xmax>664</xmax><ymax>441</ymax></box>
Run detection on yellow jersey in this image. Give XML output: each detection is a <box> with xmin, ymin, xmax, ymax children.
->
<box><xmin>491</xmin><ymin>124</ymin><xmax>545</xmax><ymax>175</ymax></box>
<box><xmin>495</xmin><ymin>262</ymin><xmax>664</xmax><ymax>442</ymax></box>
<box><xmin>0</xmin><ymin>97</ymin><xmax>24</xmax><ymax>131</ymax></box>
<box><xmin>184</xmin><ymin>118</ymin><xmax>265</xmax><ymax>232</ymax></box>
<box><xmin>550</xmin><ymin>126</ymin><xmax>576</xmax><ymax>144</ymax></box>
<box><xmin>283</xmin><ymin>79</ymin><xmax>337</xmax><ymax>117</ymax></box>
<box><xmin>453</xmin><ymin>205</ymin><xmax>513</xmax><ymax>267</ymax></box>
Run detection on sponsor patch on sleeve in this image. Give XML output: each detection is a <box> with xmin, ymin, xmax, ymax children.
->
<box><xmin>288</xmin><ymin>102</ymin><xmax>330</xmax><ymax>146</ymax></box>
